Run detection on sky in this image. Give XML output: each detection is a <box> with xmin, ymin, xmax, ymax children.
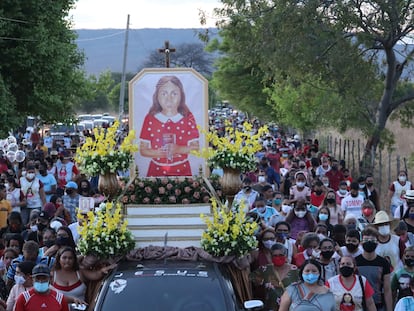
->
<box><xmin>69</xmin><ymin>0</ymin><xmax>222</xmax><ymax>29</ymax></box>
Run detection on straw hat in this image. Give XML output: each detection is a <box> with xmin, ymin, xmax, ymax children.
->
<box><xmin>373</xmin><ymin>211</ymin><xmax>398</xmax><ymax>227</ymax></box>
<box><xmin>404</xmin><ymin>190</ymin><xmax>414</xmax><ymax>200</ymax></box>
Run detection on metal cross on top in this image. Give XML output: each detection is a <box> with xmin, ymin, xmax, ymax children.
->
<box><xmin>158</xmin><ymin>41</ymin><xmax>176</xmax><ymax>68</ymax></box>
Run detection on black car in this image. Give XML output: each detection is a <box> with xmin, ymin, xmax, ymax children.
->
<box><xmin>92</xmin><ymin>260</ymin><xmax>263</xmax><ymax>311</ymax></box>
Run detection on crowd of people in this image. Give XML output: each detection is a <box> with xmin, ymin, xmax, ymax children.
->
<box><xmin>0</xmin><ymin>132</ymin><xmax>118</xmax><ymax>311</ymax></box>
<box><xmin>225</xmin><ymin>126</ymin><xmax>414</xmax><ymax>311</ymax></box>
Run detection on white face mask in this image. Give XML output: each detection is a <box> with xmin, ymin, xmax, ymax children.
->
<box><xmin>339</xmin><ymin>189</ymin><xmax>347</xmax><ymax>195</ymax></box>
<box><xmin>294</xmin><ymin>210</ymin><xmax>306</xmax><ymax>218</ymax></box>
<box><xmin>296</xmin><ymin>182</ymin><xmax>305</xmax><ymax>188</ymax></box>
<box><xmin>263</xmin><ymin>240</ymin><xmax>276</xmax><ymax>250</ymax></box>
<box><xmin>399</xmin><ymin>176</ymin><xmax>407</xmax><ymax>182</ymax></box>
<box><xmin>378</xmin><ymin>224</ymin><xmax>390</xmax><ymax>236</ymax></box>
<box><xmin>257</xmin><ymin>207</ymin><xmax>266</xmax><ymax>214</ymax></box>
<box><xmin>258</xmin><ymin>176</ymin><xmax>266</xmax><ymax>183</ymax></box>
<box><xmin>323</xmin><ymin>182</ymin><xmax>329</xmax><ymax>187</ymax></box>
<box><xmin>26</xmin><ymin>173</ymin><xmax>35</xmax><ymax>180</ymax></box>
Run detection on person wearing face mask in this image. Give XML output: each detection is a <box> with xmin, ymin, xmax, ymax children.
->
<box><xmin>289</xmin><ymin>172</ymin><xmax>311</xmax><ymax>204</ymax></box>
<box><xmin>358</xmin><ymin>200</ymin><xmax>376</xmax><ymax>230</ymax></box>
<box><xmin>6</xmin><ymin>261</ymin><xmax>35</xmax><ymax>311</ymax></box>
<box><xmin>274</xmin><ymin>221</ymin><xmax>297</xmax><ymax>264</ymax></box>
<box><xmin>372</xmin><ymin>211</ymin><xmax>403</xmax><ymax>271</ymax></box>
<box><xmin>325</xmin><ymin>159</ymin><xmax>344</xmax><ymax>191</ymax></box>
<box><xmin>36</xmin><ymin>163</ymin><xmax>57</xmax><ymax>203</ymax></box>
<box><xmin>293</xmin><ymin>233</ymin><xmax>320</xmax><ymax>268</ymax></box>
<box><xmin>391</xmin><ymin>246</ymin><xmax>414</xmax><ymax>305</ymax></box>
<box><xmin>279</xmin><ymin>259</ymin><xmax>335</xmax><ymax>311</ymax></box>
<box><xmin>14</xmin><ymin>264</ymin><xmax>69</xmax><ymax>311</ymax></box>
<box><xmin>285</xmin><ymin>198</ymin><xmax>316</xmax><ymax>240</ymax></box>
<box><xmin>336</xmin><ymin>181</ymin><xmax>349</xmax><ymax>205</ymax></box>
<box><xmin>340</xmin><ymin>229</ymin><xmax>363</xmax><ymax>258</ymax></box>
<box><xmin>310</xmin><ymin>180</ymin><xmax>326</xmax><ymax>208</ymax></box>
<box><xmin>317</xmin><ymin>238</ymin><xmax>340</xmax><ymax>282</ymax></box>
<box><xmin>340</xmin><ymin>181</ymin><xmax>364</xmax><ymax>219</ymax></box>
<box><xmin>44</xmin><ymin>227</ymin><xmax>76</xmax><ymax>258</ymax></box>
<box><xmin>356</xmin><ymin>227</ymin><xmax>392</xmax><ymax>311</ymax></box>
<box><xmin>6</xmin><ymin>177</ymin><xmax>26</xmax><ymax>214</ymax></box>
<box><xmin>395</xmin><ymin>190</ymin><xmax>414</xmax><ymax>220</ymax></box>
<box><xmin>357</xmin><ymin>175</ymin><xmax>367</xmax><ymax>199</ymax></box>
<box><xmin>234</xmin><ymin>178</ymin><xmax>259</xmax><ymax>211</ymax></box>
<box><xmin>316</xmin><ymin>207</ymin><xmax>334</xmax><ymax>236</ymax></box>
<box><xmin>326</xmin><ymin>255</ymin><xmax>376</xmax><ymax>311</ymax></box>
<box><xmin>271</xmin><ymin>191</ymin><xmax>286</xmax><ymax>216</ymax></box>
<box><xmin>315</xmin><ymin>156</ymin><xmax>332</xmax><ymax>178</ymax></box>
<box><xmin>394</xmin><ymin>276</ymin><xmax>414</xmax><ymax>311</ymax></box>
<box><xmin>251</xmin><ymin>228</ymin><xmax>277</xmax><ymax>270</ymax></box>
<box><xmin>19</xmin><ymin>165</ymin><xmax>46</xmax><ymax>225</ymax></box>
<box><xmin>250</xmin><ymin>243</ymin><xmax>299</xmax><ymax>311</ymax></box>
<box><xmin>62</xmin><ymin>182</ymin><xmax>80</xmax><ymax>223</ymax></box>
<box><xmin>260</xmin><ymin>185</ymin><xmax>275</xmax><ymax>207</ymax></box>
<box><xmin>320</xmin><ymin>190</ymin><xmax>343</xmax><ymax>225</ymax></box>
<box><xmin>23</xmin><ymin>212</ymin><xmax>50</xmax><ymax>245</ymax></box>
<box><xmin>250</xmin><ymin>196</ymin><xmax>281</xmax><ymax>228</ymax></box>
<box><xmin>388</xmin><ymin>170</ymin><xmax>414</xmax><ymax>217</ymax></box>
<box><xmin>364</xmin><ymin>174</ymin><xmax>380</xmax><ymax>211</ymax></box>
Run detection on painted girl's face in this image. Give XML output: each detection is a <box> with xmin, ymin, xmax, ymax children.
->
<box><xmin>158</xmin><ymin>81</ymin><xmax>181</xmax><ymax>117</ymax></box>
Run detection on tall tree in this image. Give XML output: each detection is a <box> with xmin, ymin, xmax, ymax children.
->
<box><xmin>209</xmin><ymin>0</ymin><xmax>414</xmax><ymax>170</ymax></box>
<box><xmin>0</xmin><ymin>0</ymin><xmax>85</xmax><ymax>129</ymax></box>
<box><xmin>141</xmin><ymin>42</ymin><xmax>214</xmax><ymax>77</ymax></box>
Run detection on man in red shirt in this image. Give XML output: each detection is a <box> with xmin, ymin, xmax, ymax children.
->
<box><xmin>14</xmin><ymin>264</ymin><xmax>69</xmax><ymax>311</ymax></box>
<box><xmin>325</xmin><ymin>159</ymin><xmax>344</xmax><ymax>191</ymax></box>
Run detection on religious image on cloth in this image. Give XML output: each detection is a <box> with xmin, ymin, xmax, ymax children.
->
<box><xmin>129</xmin><ymin>68</ymin><xmax>208</xmax><ymax>177</ymax></box>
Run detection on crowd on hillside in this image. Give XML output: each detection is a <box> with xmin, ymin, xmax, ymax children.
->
<box><xmin>211</xmin><ymin>115</ymin><xmax>414</xmax><ymax>310</ymax></box>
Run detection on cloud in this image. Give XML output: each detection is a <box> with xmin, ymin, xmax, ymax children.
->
<box><xmin>70</xmin><ymin>0</ymin><xmax>221</xmax><ymax>29</ymax></box>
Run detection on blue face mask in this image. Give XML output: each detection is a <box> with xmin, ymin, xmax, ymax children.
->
<box><xmin>34</xmin><ymin>281</ymin><xmax>49</xmax><ymax>293</ymax></box>
<box><xmin>273</xmin><ymin>199</ymin><xmax>282</xmax><ymax>205</ymax></box>
<box><xmin>302</xmin><ymin>273</ymin><xmax>319</xmax><ymax>284</ymax></box>
<box><xmin>319</xmin><ymin>214</ymin><xmax>329</xmax><ymax>221</ymax></box>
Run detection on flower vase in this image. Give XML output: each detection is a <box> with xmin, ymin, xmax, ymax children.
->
<box><xmin>98</xmin><ymin>172</ymin><xmax>120</xmax><ymax>200</ymax></box>
<box><xmin>220</xmin><ymin>168</ymin><xmax>241</xmax><ymax>206</ymax></box>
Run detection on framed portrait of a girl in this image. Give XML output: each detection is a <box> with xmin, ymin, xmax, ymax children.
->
<box><xmin>129</xmin><ymin>68</ymin><xmax>208</xmax><ymax>178</ymax></box>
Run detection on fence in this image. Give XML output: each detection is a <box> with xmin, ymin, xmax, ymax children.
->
<box><xmin>317</xmin><ymin>135</ymin><xmax>410</xmax><ymax>211</ymax></box>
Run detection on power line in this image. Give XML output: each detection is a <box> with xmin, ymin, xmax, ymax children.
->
<box><xmin>0</xmin><ymin>16</ymin><xmax>31</xmax><ymax>24</ymax></box>
<box><xmin>75</xmin><ymin>30</ymin><xmax>126</xmax><ymax>42</ymax></box>
<box><xmin>0</xmin><ymin>36</ymin><xmax>37</xmax><ymax>42</ymax></box>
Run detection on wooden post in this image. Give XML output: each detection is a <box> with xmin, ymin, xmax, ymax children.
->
<box><xmin>158</xmin><ymin>41</ymin><xmax>176</xmax><ymax>68</ymax></box>
<box><xmin>352</xmin><ymin>140</ymin><xmax>355</xmax><ymax>175</ymax></box>
<box><xmin>379</xmin><ymin>148</ymin><xmax>382</xmax><ymax>197</ymax></box>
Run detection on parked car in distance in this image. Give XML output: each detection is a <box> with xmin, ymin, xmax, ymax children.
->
<box><xmin>92</xmin><ymin>260</ymin><xmax>263</xmax><ymax>311</ymax></box>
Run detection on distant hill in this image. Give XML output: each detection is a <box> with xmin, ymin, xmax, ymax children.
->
<box><xmin>75</xmin><ymin>28</ymin><xmax>219</xmax><ymax>75</ymax></box>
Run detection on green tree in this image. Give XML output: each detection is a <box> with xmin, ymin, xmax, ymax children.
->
<box><xmin>209</xmin><ymin>0</ymin><xmax>414</xmax><ymax>170</ymax></box>
<box><xmin>78</xmin><ymin>71</ymin><xmax>115</xmax><ymax>113</ymax></box>
<box><xmin>0</xmin><ymin>0</ymin><xmax>85</xmax><ymax>129</ymax></box>
<box><xmin>141</xmin><ymin>42</ymin><xmax>214</xmax><ymax>77</ymax></box>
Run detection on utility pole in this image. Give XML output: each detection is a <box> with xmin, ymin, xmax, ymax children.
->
<box><xmin>118</xmin><ymin>14</ymin><xmax>130</xmax><ymax>123</ymax></box>
<box><xmin>158</xmin><ymin>41</ymin><xmax>176</xmax><ymax>68</ymax></box>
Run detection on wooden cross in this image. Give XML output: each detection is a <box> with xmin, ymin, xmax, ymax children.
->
<box><xmin>158</xmin><ymin>41</ymin><xmax>176</xmax><ymax>68</ymax></box>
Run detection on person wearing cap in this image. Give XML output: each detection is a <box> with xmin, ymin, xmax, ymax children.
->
<box><xmin>62</xmin><ymin>182</ymin><xmax>80</xmax><ymax>223</ymax></box>
<box><xmin>19</xmin><ymin>165</ymin><xmax>46</xmax><ymax>225</ymax></box>
<box><xmin>55</xmin><ymin>151</ymin><xmax>79</xmax><ymax>197</ymax></box>
<box><xmin>388</xmin><ymin>170</ymin><xmax>414</xmax><ymax>216</ymax></box>
<box><xmin>391</xmin><ymin>246</ymin><xmax>414</xmax><ymax>305</ymax></box>
<box><xmin>356</xmin><ymin>227</ymin><xmax>392</xmax><ymax>311</ymax></box>
<box><xmin>234</xmin><ymin>178</ymin><xmax>259</xmax><ymax>211</ymax></box>
<box><xmin>395</xmin><ymin>189</ymin><xmax>414</xmax><ymax>220</ymax></box>
<box><xmin>340</xmin><ymin>181</ymin><xmax>365</xmax><ymax>219</ymax></box>
<box><xmin>373</xmin><ymin>210</ymin><xmax>403</xmax><ymax>271</ymax></box>
<box><xmin>14</xmin><ymin>263</ymin><xmax>69</xmax><ymax>311</ymax></box>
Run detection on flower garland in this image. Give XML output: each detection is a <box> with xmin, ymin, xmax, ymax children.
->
<box><xmin>201</xmin><ymin>199</ymin><xmax>258</xmax><ymax>257</ymax></box>
<box><xmin>120</xmin><ymin>176</ymin><xmax>223</xmax><ymax>205</ymax></box>
<box><xmin>194</xmin><ymin>121</ymin><xmax>268</xmax><ymax>172</ymax></box>
<box><xmin>75</xmin><ymin>121</ymin><xmax>138</xmax><ymax>176</ymax></box>
<box><xmin>77</xmin><ymin>202</ymin><xmax>135</xmax><ymax>259</ymax></box>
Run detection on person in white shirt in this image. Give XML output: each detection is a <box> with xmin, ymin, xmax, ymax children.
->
<box><xmin>394</xmin><ymin>277</ymin><xmax>414</xmax><ymax>311</ymax></box>
<box><xmin>233</xmin><ymin>178</ymin><xmax>259</xmax><ymax>211</ymax></box>
<box><xmin>341</xmin><ymin>182</ymin><xmax>365</xmax><ymax>219</ymax></box>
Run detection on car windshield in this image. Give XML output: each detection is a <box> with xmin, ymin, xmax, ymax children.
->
<box><xmin>100</xmin><ymin>274</ymin><xmax>228</xmax><ymax>311</ymax></box>
<box><xmin>50</xmin><ymin>124</ymin><xmax>74</xmax><ymax>133</ymax></box>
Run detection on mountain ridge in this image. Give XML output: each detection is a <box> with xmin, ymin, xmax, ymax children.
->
<box><xmin>75</xmin><ymin>28</ymin><xmax>218</xmax><ymax>75</ymax></box>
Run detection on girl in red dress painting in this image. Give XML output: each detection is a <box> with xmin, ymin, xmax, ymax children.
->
<box><xmin>139</xmin><ymin>76</ymin><xmax>200</xmax><ymax>177</ymax></box>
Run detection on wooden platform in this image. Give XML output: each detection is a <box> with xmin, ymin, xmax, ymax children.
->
<box><xmin>125</xmin><ymin>204</ymin><xmax>211</xmax><ymax>248</ymax></box>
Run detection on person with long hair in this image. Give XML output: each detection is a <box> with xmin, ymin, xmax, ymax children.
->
<box><xmin>44</xmin><ymin>226</ymin><xmax>76</xmax><ymax>257</ymax></box>
<box><xmin>326</xmin><ymin>255</ymin><xmax>376</xmax><ymax>311</ymax></box>
<box><xmin>279</xmin><ymin>259</ymin><xmax>335</xmax><ymax>310</ymax></box>
<box><xmin>139</xmin><ymin>75</ymin><xmax>200</xmax><ymax>176</ymax></box>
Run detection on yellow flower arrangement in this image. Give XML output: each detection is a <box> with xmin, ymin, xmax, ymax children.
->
<box><xmin>75</xmin><ymin>121</ymin><xmax>138</xmax><ymax>176</ymax></box>
<box><xmin>201</xmin><ymin>198</ymin><xmax>258</xmax><ymax>257</ymax></box>
<box><xmin>194</xmin><ymin>121</ymin><xmax>268</xmax><ymax>172</ymax></box>
<box><xmin>77</xmin><ymin>201</ymin><xmax>135</xmax><ymax>259</ymax></box>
